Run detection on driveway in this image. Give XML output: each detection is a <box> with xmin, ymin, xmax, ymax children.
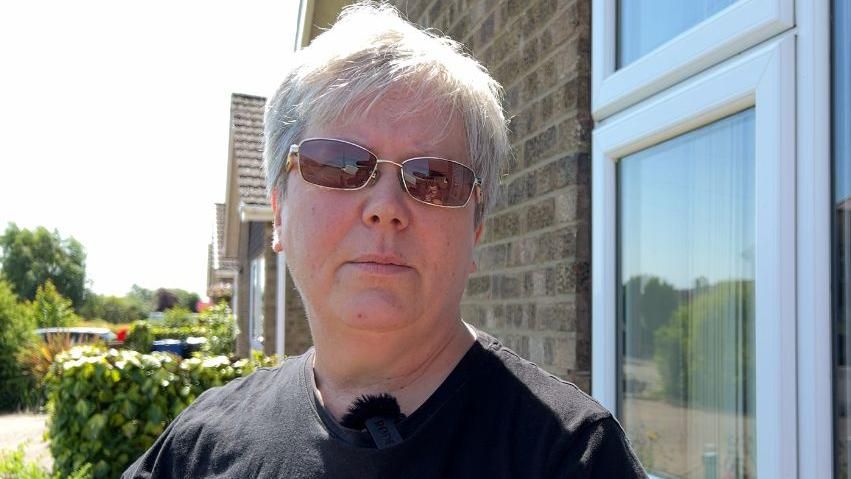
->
<box><xmin>0</xmin><ymin>412</ymin><xmax>52</xmax><ymax>470</ymax></box>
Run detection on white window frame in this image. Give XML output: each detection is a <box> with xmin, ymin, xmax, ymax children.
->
<box><xmin>796</xmin><ymin>1</ymin><xmax>835</xmax><ymax>477</ymax></box>
<box><xmin>591</xmin><ymin>0</ymin><xmax>794</xmax><ymax>120</ymax></box>
<box><xmin>592</xmin><ymin>34</ymin><xmax>796</xmax><ymax>477</ymax></box>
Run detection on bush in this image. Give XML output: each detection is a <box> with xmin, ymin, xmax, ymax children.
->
<box><xmin>124</xmin><ymin>303</ymin><xmax>237</xmax><ymax>356</ymax></box>
<box><xmin>17</xmin><ymin>333</ymin><xmax>74</xmax><ymax>410</ymax></box>
<box><xmin>196</xmin><ymin>302</ymin><xmax>237</xmax><ymax>355</ymax></box>
<box><xmin>123</xmin><ymin>321</ymin><xmax>154</xmax><ymax>353</ymax></box>
<box><xmin>0</xmin><ymin>279</ymin><xmax>36</xmax><ymax>411</ymax></box>
<box><xmin>30</xmin><ymin>280</ymin><xmax>79</xmax><ymax>328</ymax></box>
<box><xmin>162</xmin><ymin>306</ymin><xmax>194</xmax><ymax>328</ymax></box>
<box><xmin>0</xmin><ymin>444</ymin><xmax>91</xmax><ymax>479</ymax></box>
<box><xmin>46</xmin><ymin>346</ymin><xmax>279</xmax><ymax>479</ymax></box>
<box><xmin>653</xmin><ymin>280</ymin><xmax>755</xmax><ymax>409</ymax></box>
<box><xmin>80</xmin><ymin>294</ymin><xmax>148</xmax><ymax>325</ymax></box>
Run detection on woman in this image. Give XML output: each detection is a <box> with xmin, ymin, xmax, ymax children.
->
<box><xmin>124</xmin><ymin>3</ymin><xmax>646</xmax><ymax>478</ymax></box>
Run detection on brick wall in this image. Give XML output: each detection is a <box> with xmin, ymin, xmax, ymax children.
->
<box><xmin>390</xmin><ymin>0</ymin><xmax>593</xmax><ymax>390</ymax></box>
<box><xmin>283</xmin><ymin>267</ymin><xmax>312</xmax><ymax>355</ymax></box>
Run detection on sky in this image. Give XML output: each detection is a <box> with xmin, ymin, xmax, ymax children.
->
<box><xmin>0</xmin><ymin>1</ymin><xmax>300</xmax><ymax>297</ymax></box>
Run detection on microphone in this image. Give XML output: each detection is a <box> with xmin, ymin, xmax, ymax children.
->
<box><xmin>340</xmin><ymin>393</ymin><xmax>406</xmax><ymax>448</ymax></box>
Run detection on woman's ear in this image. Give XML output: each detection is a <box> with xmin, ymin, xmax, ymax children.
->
<box><xmin>271</xmin><ymin>188</ymin><xmax>284</xmax><ymax>253</ymax></box>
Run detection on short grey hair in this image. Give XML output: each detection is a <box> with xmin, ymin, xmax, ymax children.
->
<box><xmin>263</xmin><ymin>2</ymin><xmax>509</xmax><ymax>223</ymax></box>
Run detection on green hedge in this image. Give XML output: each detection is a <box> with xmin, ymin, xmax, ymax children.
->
<box><xmin>123</xmin><ymin>303</ymin><xmax>236</xmax><ymax>356</ymax></box>
<box><xmin>0</xmin><ymin>279</ymin><xmax>36</xmax><ymax>411</ymax></box>
<box><xmin>46</xmin><ymin>346</ymin><xmax>277</xmax><ymax>479</ymax></box>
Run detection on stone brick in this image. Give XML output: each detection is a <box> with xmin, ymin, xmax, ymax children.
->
<box><xmin>494</xmin><ymin>173</ymin><xmax>528</xmax><ymax>211</ymax></box>
<box><xmin>520</xmin><ymin>37</ymin><xmax>540</xmax><ymax>70</ymax></box>
<box><xmin>487</xmin><ymin>304</ymin><xmax>505</xmax><ymax>329</ymax></box>
<box><xmin>522</xmin><ymin>69</ymin><xmax>541</xmax><ymax>103</ymax></box>
<box><xmin>461</xmin><ymin>303</ymin><xmax>487</xmax><ymax>328</ymax></box>
<box><xmin>495</xmin><ymin>54</ymin><xmax>523</xmax><ymax>90</ymax></box>
<box><xmin>495</xmin><ymin>273</ymin><xmax>523</xmax><ymax>299</ymax></box>
<box><xmin>508</xmin><ymin>236</ymin><xmax>537</xmax><ymax>267</ymax></box>
<box><xmin>555</xmin><ymin>260</ymin><xmax>589</xmax><ymax>294</ymax></box>
<box><xmin>448</xmin><ymin>15</ymin><xmax>470</xmax><ymax>43</ymax></box>
<box><xmin>523</xmin><ymin>125</ymin><xmax>557</xmax><ymax>166</ymax></box>
<box><xmin>537</xmin><ymin>301</ymin><xmax>573</xmax><ymax>332</ymax></box>
<box><xmin>466</xmin><ymin>275</ymin><xmax>492</xmax><ymax>298</ymax></box>
<box><xmin>555</xmin><ymin>185</ymin><xmax>589</xmax><ymax>223</ymax></box>
<box><xmin>543</xmin><ymin>336</ymin><xmax>556</xmax><ymax>364</ymax></box>
<box><xmin>527</xmin><ymin>197</ymin><xmax>555</xmax><ymax>231</ymax></box>
<box><xmin>427</xmin><ymin>1</ymin><xmax>443</xmax><ymax>25</ymax></box>
<box><xmin>490</xmin><ymin>209</ymin><xmax>522</xmax><ymax>241</ymax></box>
<box><xmin>503</xmin><ymin>334</ymin><xmax>530</xmax><ymax>358</ymax></box>
<box><xmin>476</xmin><ymin>242</ymin><xmax>508</xmax><ymax>270</ymax></box>
<box><xmin>501</xmin><ymin>0</ymin><xmax>527</xmax><ymax>24</ymax></box>
<box><xmin>477</xmin><ymin>11</ymin><xmax>496</xmax><ymax>47</ymax></box>
<box><xmin>557</xmin><ymin>112</ymin><xmax>592</xmax><ymax>153</ymax></box>
<box><xmin>533</xmin><ymin>226</ymin><xmax>575</xmax><ymax>263</ymax></box>
<box><xmin>554</xmin><ymin>334</ymin><xmax>576</xmax><ymax>369</ymax></box>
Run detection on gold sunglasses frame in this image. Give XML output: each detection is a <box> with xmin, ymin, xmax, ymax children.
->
<box><xmin>285</xmin><ymin>138</ymin><xmax>483</xmax><ymax>208</ymax></box>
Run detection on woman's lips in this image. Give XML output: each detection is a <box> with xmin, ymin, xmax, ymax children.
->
<box><xmin>347</xmin><ymin>261</ymin><xmax>413</xmax><ymax>275</ymax></box>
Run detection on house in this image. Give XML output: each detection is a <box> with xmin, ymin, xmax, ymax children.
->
<box><xmin>290</xmin><ymin>0</ymin><xmax>843</xmax><ymax>476</ymax></box>
<box><xmin>212</xmin><ymin>93</ymin><xmax>312</xmax><ymax>358</ymax></box>
<box><xmin>206</xmin><ymin>202</ymin><xmax>236</xmax><ymax>305</ymax></box>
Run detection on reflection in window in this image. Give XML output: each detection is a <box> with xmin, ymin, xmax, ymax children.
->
<box><xmin>833</xmin><ymin>0</ymin><xmax>850</xmax><ymax>476</ymax></box>
<box><xmin>617</xmin><ymin>0</ymin><xmax>738</xmax><ymax>68</ymax></box>
<box><xmin>618</xmin><ymin>109</ymin><xmax>755</xmax><ymax>478</ymax></box>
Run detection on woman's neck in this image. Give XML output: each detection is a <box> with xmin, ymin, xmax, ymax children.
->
<box><xmin>311</xmin><ymin>320</ymin><xmax>477</xmax><ymax>423</ymax></box>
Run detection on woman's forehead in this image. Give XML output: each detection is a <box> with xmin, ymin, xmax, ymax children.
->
<box><xmin>304</xmin><ymin>94</ymin><xmax>470</xmax><ymax>163</ymax></box>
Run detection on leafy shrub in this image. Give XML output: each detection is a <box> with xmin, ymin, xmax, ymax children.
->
<box><xmin>80</xmin><ymin>292</ymin><xmax>149</xmax><ymax>324</ymax></box>
<box><xmin>0</xmin><ymin>444</ymin><xmax>91</xmax><ymax>479</ymax></box>
<box><xmin>653</xmin><ymin>280</ymin><xmax>754</xmax><ymax>409</ymax></box>
<box><xmin>0</xmin><ymin>279</ymin><xmax>36</xmax><ymax>411</ymax></box>
<box><xmin>123</xmin><ymin>321</ymin><xmax>154</xmax><ymax>353</ymax></box>
<box><xmin>17</xmin><ymin>333</ymin><xmax>74</xmax><ymax>410</ymax></box>
<box><xmin>30</xmin><ymin>280</ymin><xmax>79</xmax><ymax>328</ymax></box>
<box><xmin>162</xmin><ymin>306</ymin><xmax>194</xmax><ymax>328</ymax></box>
<box><xmin>123</xmin><ymin>303</ymin><xmax>237</xmax><ymax>356</ymax></box>
<box><xmin>196</xmin><ymin>302</ymin><xmax>237</xmax><ymax>355</ymax></box>
<box><xmin>46</xmin><ymin>346</ymin><xmax>279</xmax><ymax>479</ymax></box>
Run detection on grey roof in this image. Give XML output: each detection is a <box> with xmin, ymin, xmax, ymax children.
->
<box><xmin>231</xmin><ymin>93</ymin><xmax>269</xmax><ymax>208</ymax></box>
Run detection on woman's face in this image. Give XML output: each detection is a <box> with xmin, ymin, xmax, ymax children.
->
<box><xmin>275</xmin><ymin>94</ymin><xmax>483</xmax><ymax>339</ymax></box>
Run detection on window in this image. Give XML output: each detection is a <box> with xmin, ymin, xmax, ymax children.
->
<box><xmin>592</xmin><ymin>0</ymin><xmax>792</xmax><ymax>118</ymax></box>
<box><xmin>618</xmin><ymin>109</ymin><xmax>756</xmax><ymax>477</ymax></box>
<box><xmin>593</xmin><ymin>36</ymin><xmax>795</xmax><ymax>478</ymax></box>
<box><xmin>617</xmin><ymin>0</ymin><xmax>737</xmax><ymax>68</ymax></box>
<box><xmin>834</xmin><ymin>0</ymin><xmax>851</xmax><ymax>476</ymax></box>
<box><xmin>249</xmin><ymin>255</ymin><xmax>265</xmax><ymax>351</ymax></box>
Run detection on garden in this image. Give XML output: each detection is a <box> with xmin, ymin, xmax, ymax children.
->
<box><xmin>0</xmin><ymin>224</ymin><xmax>277</xmax><ymax>478</ymax></box>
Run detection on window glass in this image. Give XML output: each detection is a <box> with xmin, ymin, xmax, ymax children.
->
<box><xmin>833</xmin><ymin>0</ymin><xmax>851</xmax><ymax>475</ymax></box>
<box><xmin>618</xmin><ymin>109</ymin><xmax>756</xmax><ymax>478</ymax></box>
<box><xmin>617</xmin><ymin>0</ymin><xmax>738</xmax><ymax>68</ymax></box>
<box><xmin>250</xmin><ymin>255</ymin><xmax>265</xmax><ymax>350</ymax></box>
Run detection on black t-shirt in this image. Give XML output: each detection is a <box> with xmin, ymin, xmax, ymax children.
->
<box><xmin>122</xmin><ymin>330</ymin><xmax>647</xmax><ymax>478</ymax></box>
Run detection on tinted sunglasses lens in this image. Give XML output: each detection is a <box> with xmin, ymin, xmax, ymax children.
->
<box><xmin>299</xmin><ymin>139</ymin><xmax>375</xmax><ymax>189</ymax></box>
<box><xmin>401</xmin><ymin>158</ymin><xmax>476</xmax><ymax>206</ymax></box>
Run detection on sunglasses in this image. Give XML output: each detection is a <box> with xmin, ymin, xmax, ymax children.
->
<box><xmin>285</xmin><ymin>138</ymin><xmax>483</xmax><ymax>208</ymax></box>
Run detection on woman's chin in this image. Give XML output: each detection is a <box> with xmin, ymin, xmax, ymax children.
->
<box><xmin>334</xmin><ymin>296</ymin><xmax>418</xmax><ymax>332</ymax></box>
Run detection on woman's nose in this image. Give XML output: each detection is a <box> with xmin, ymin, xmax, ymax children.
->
<box><xmin>361</xmin><ymin>163</ymin><xmax>410</xmax><ymax>230</ymax></box>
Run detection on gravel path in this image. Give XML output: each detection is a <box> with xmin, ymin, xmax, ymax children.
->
<box><xmin>0</xmin><ymin>412</ymin><xmax>52</xmax><ymax>470</ymax></box>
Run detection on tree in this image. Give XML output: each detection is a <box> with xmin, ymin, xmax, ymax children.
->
<box><xmin>30</xmin><ymin>280</ymin><xmax>78</xmax><ymax>328</ymax></box>
<box><xmin>0</xmin><ymin>279</ymin><xmax>35</xmax><ymax>411</ymax></box>
<box><xmin>0</xmin><ymin>223</ymin><xmax>86</xmax><ymax>310</ymax></box>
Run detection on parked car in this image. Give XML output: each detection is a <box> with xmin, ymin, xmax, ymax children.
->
<box><xmin>33</xmin><ymin>327</ymin><xmax>117</xmax><ymax>345</ymax></box>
